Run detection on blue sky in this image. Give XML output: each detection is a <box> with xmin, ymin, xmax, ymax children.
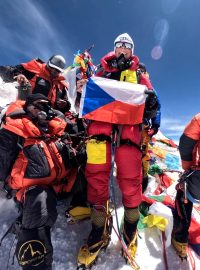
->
<box><xmin>0</xmin><ymin>0</ymin><xmax>200</xmax><ymax>142</ymax></box>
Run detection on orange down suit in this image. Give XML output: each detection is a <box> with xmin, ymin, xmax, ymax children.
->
<box><xmin>2</xmin><ymin>100</ymin><xmax>77</xmax><ymax>201</ymax></box>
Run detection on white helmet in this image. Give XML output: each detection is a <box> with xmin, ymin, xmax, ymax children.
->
<box><xmin>114</xmin><ymin>33</ymin><xmax>134</xmax><ymax>53</ymax></box>
<box><xmin>47</xmin><ymin>55</ymin><xmax>66</xmax><ymax>72</ymax></box>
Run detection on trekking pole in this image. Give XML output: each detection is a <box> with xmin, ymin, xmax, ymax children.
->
<box><xmin>85</xmin><ymin>44</ymin><xmax>94</xmax><ymax>53</ymax></box>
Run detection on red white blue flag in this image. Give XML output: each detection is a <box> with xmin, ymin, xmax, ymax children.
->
<box><xmin>79</xmin><ymin>77</ymin><xmax>148</xmax><ymax>125</ymax></box>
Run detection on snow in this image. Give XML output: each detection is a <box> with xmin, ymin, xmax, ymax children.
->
<box><xmin>0</xmin><ymin>191</ymin><xmax>198</xmax><ymax>270</ymax></box>
<box><xmin>0</xmin><ymin>80</ymin><xmax>199</xmax><ymax>270</ymax></box>
<box><xmin>0</xmin><ymin>78</ymin><xmax>18</xmax><ymax>107</ymax></box>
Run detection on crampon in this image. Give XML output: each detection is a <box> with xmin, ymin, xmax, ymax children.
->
<box><xmin>76</xmin><ymin>241</ymin><xmax>108</xmax><ymax>270</ymax></box>
<box><xmin>172</xmin><ymin>237</ymin><xmax>188</xmax><ymax>260</ymax></box>
<box><xmin>112</xmin><ymin>225</ymin><xmax>140</xmax><ymax>270</ymax></box>
<box><xmin>77</xmin><ymin>209</ymin><xmax>112</xmax><ymax>269</ymax></box>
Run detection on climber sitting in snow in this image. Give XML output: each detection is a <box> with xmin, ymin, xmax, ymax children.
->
<box><xmin>0</xmin><ymin>93</ymin><xmax>86</xmax><ymax>270</ymax></box>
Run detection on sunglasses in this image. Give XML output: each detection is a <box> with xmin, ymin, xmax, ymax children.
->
<box><xmin>115</xmin><ymin>42</ymin><xmax>133</xmax><ymax>49</ymax></box>
<box><xmin>49</xmin><ymin>66</ymin><xmax>61</xmax><ymax>74</ymax></box>
<box><xmin>32</xmin><ymin>100</ymin><xmax>50</xmax><ymax>110</ymax></box>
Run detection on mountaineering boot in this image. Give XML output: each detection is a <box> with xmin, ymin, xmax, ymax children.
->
<box><xmin>77</xmin><ymin>208</ymin><xmax>112</xmax><ymax>269</ymax></box>
<box><xmin>65</xmin><ymin>205</ymin><xmax>91</xmax><ymax>224</ymax></box>
<box><xmin>123</xmin><ymin>219</ymin><xmax>138</xmax><ymax>259</ymax></box>
<box><xmin>171</xmin><ymin>189</ymin><xmax>193</xmax><ymax>259</ymax></box>
<box><xmin>122</xmin><ymin>207</ymin><xmax>140</xmax><ymax>261</ymax></box>
<box><xmin>171</xmin><ymin>237</ymin><xmax>188</xmax><ymax>259</ymax></box>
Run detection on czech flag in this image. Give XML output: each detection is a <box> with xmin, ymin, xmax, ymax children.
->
<box><xmin>79</xmin><ymin>76</ymin><xmax>148</xmax><ymax>125</ymax></box>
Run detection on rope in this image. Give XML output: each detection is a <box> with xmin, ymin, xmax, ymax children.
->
<box><xmin>109</xmin><ymin>128</ymin><xmax>121</xmax><ymax>235</ymax></box>
<box><xmin>161</xmin><ymin>231</ymin><xmax>169</xmax><ymax>270</ymax></box>
<box><xmin>187</xmin><ymin>246</ymin><xmax>196</xmax><ymax>270</ymax></box>
<box><xmin>162</xmin><ymin>169</ymin><xmax>182</xmax><ymax>173</ymax></box>
<box><xmin>108</xmin><ymin>127</ymin><xmax>141</xmax><ymax>270</ymax></box>
<box><xmin>112</xmin><ymin>224</ymin><xmax>139</xmax><ymax>269</ymax></box>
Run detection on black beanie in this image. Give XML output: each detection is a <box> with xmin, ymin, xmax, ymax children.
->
<box><xmin>25</xmin><ymin>93</ymin><xmax>49</xmax><ymax>107</ymax></box>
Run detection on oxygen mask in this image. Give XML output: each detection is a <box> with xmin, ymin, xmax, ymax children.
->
<box><xmin>33</xmin><ymin>101</ymin><xmax>56</xmax><ymax>121</ymax></box>
<box><xmin>116</xmin><ymin>54</ymin><xmax>131</xmax><ymax>70</ymax></box>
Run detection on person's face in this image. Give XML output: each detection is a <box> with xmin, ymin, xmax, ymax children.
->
<box><xmin>47</xmin><ymin>66</ymin><xmax>61</xmax><ymax>79</ymax></box>
<box><xmin>26</xmin><ymin>100</ymin><xmax>49</xmax><ymax>118</ymax></box>
<box><xmin>26</xmin><ymin>104</ymin><xmax>40</xmax><ymax>117</ymax></box>
<box><xmin>27</xmin><ymin>103</ymin><xmax>49</xmax><ymax>126</ymax></box>
<box><xmin>115</xmin><ymin>42</ymin><xmax>133</xmax><ymax>59</ymax></box>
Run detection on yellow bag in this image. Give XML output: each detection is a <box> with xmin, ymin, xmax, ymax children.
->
<box><xmin>86</xmin><ymin>139</ymin><xmax>107</xmax><ymax>164</ymax></box>
<box><xmin>143</xmin><ymin>214</ymin><xmax>168</xmax><ymax>231</ymax></box>
<box><xmin>120</xmin><ymin>70</ymin><xmax>138</xmax><ymax>83</ymax></box>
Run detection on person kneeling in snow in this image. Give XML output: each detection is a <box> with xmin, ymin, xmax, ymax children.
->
<box><xmin>172</xmin><ymin>114</ymin><xmax>200</xmax><ymax>259</ymax></box>
<box><xmin>0</xmin><ymin>93</ymin><xmax>81</xmax><ymax>270</ymax></box>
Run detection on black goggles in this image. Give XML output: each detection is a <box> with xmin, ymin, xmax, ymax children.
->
<box><xmin>115</xmin><ymin>42</ymin><xmax>133</xmax><ymax>49</ymax></box>
<box><xmin>33</xmin><ymin>101</ymin><xmax>56</xmax><ymax>120</ymax></box>
<box><xmin>49</xmin><ymin>66</ymin><xmax>61</xmax><ymax>74</ymax></box>
<box><xmin>32</xmin><ymin>100</ymin><xmax>51</xmax><ymax>111</ymax></box>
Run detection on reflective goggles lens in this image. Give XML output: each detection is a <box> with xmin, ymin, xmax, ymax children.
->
<box><xmin>115</xmin><ymin>42</ymin><xmax>133</xmax><ymax>49</ymax></box>
<box><xmin>49</xmin><ymin>66</ymin><xmax>60</xmax><ymax>74</ymax></box>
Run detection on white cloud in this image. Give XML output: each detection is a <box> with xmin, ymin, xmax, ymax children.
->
<box><xmin>0</xmin><ymin>0</ymin><xmax>72</xmax><ymax>61</ymax></box>
<box><xmin>160</xmin><ymin>116</ymin><xmax>189</xmax><ymax>140</ymax></box>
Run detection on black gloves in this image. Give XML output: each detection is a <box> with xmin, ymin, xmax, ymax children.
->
<box><xmin>65</xmin><ymin>121</ymin><xmax>78</xmax><ymax>134</ymax></box>
<box><xmin>144</xmin><ymin>93</ymin><xmax>158</xmax><ymax>119</ymax></box>
<box><xmin>110</xmin><ymin>54</ymin><xmax>131</xmax><ymax>71</ymax></box>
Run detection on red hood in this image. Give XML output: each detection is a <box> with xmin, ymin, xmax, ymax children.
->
<box><xmin>100</xmin><ymin>51</ymin><xmax>140</xmax><ymax>72</ymax></box>
<box><xmin>22</xmin><ymin>59</ymin><xmax>68</xmax><ymax>88</ymax></box>
<box><xmin>4</xmin><ymin>100</ymin><xmax>66</xmax><ymax>138</ymax></box>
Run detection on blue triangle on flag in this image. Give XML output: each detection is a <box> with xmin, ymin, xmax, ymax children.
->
<box><xmin>82</xmin><ymin>78</ymin><xmax>115</xmax><ymax>115</ymax></box>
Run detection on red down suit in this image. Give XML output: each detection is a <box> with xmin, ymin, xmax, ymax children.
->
<box><xmin>21</xmin><ymin>59</ymin><xmax>69</xmax><ymax>108</ymax></box>
<box><xmin>86</xmin><ymin>52</ymin><xmax>153</xmax><ymax>208</ymax></box>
